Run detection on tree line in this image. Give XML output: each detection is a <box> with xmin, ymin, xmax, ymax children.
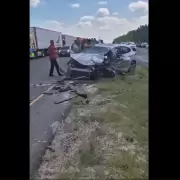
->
<box><xmin>113</xmin><ymin>24</ymin><xmax>148</xmax><ymax>43</ymax></box>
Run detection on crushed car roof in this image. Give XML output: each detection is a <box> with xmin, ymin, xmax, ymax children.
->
<box><xmin>95</xmin><ymin>43</ymin><xmax>134</xmax><ymax>49</ymax></box>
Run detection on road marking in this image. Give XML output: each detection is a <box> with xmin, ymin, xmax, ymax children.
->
<box><xmin>30</xmin><ymin>85</ymin><xmax>54</xmax><ymax>106</ymax></box>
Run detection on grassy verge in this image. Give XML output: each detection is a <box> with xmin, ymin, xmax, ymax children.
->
<box><xmin>37</xmin><ymin>66</ymin><xmax>148</xmax><ymax>180</ymax></box>
<box><xmin>96</xmin><ymin>66</ymin><xmax>148</xmax><ymax>179</ymax></box>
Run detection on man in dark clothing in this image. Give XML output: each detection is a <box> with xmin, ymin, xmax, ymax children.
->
<box><xmin>47</xmin><ymin>40</ymin><xmax>63</xmax><ymax>77</ymax></box>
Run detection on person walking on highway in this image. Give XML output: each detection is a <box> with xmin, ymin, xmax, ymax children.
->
<box><xmin>47</xmin><ymin>40</ymin><xmax>63</xmax><ymax>77</ymax></box>
<box><xmin>71</xmin><ymin>40</ymin><xmax>79</xmax><ymax>53</ymax></box>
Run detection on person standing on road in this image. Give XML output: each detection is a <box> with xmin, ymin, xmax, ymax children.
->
<box><xmin>72</xmin><ymin>40</ymin><xmax>79</xmax><ymax>53</ymax></box>
<box><xmin>47</xmin><ymin>40</ymin><xmax>63</xmax><ymax>77</ymax></box>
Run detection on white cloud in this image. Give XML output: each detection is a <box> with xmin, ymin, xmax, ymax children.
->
<box><xmin>80</xmin><ymin>16</ymin><xmax>95</xmax><ymax>21</ymax></box>
<box><xmin>96</xmin><ymin>8</ymin><xmax>110</xmax><ymax>17</ymax></box>
<box><xmin>69</xmin><ymin>3</ymin><xmax>80</xmax><ymax>8</ymax></box>
<box><xmin>98</xmin><ymin>1</ymin><xmax>108</xmax><ymax>5</ymax></box>
<box><xmin>76</xmin><ymin>21</ymin><xmax>92</xmax><ymax>28</ymax></box>
<box><xmin>128</xmin><ymin>1</ymin><xmax>148</xmax><ymax>13</ymax></box>
<box><xmin>30</xmin><ymin>0</ymin><xmax>40</xmax><ymax>7</ymax></box>
<box><xmin>140</xmin><ymin>15</ymin><xmax>148</xmax><ymax>19</ymax></box>
<box><xmin>112</xmin><ymin>12</ymin><xmax>119</xmax><ymax>16</ymax></box>
<box><xmin>32</xmin><ymin>7</ymin><xmax>148</xmax><ymax>43</ymax></box>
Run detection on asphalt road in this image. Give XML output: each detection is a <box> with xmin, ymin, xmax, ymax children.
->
<box><xmin>136</xmin><ymin>47</ymin><xmax>148</xmax><ymax>62</ymax></box>
<box><xmin>136</xmin><ymin>47</ymin><xmax>148</xmax><ymax>68</ymax></box>
<box><xmin>30</xmin><ymin>56</ymin><xmax>71</xmax><ymax>177</ymax></box>
<box><xmin>30</xmin><ymin>57</ymin><xmax>69</xmax><ymax>101</ymax></box>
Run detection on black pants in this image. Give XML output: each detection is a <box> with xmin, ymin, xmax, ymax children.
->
<box><xmin>49</xmin><ymin>59</ymin><xmax>62</xmax><ymax>76</ymax></box>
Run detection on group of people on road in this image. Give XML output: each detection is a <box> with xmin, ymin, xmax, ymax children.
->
<box><xmin>71</xmin><ymin>38</ymin><xmax>100</xmax><ymax>53</ymax></box>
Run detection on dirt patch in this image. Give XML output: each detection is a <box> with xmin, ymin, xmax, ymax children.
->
<box><xmin>35</xmin><ymin>66</ymin><xmax>148</xmax><ymax>179</ymax></box>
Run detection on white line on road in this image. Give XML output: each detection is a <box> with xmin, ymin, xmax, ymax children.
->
<box><xmin>30</xmin><ymin>85</ymin><xmax>54</xmax><ymax>106</ymax></box>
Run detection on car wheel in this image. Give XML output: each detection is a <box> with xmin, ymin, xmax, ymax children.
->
<box><xmin>66</xmin><ymin>68</ymin><xmax>72</xmax><ymax>78</ymax></box>
<box><xmin>128</xmin><ymin>60</ymin><xmax>136</xmax><ymax>75</ymax></box>
<box><xmin>109</xmin><ymin>70</ymin><xmax>116</xmax><ymax>78</ymax></box>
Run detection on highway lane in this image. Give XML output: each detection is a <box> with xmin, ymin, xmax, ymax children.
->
<box><xmin>137</xmin><ymin>47</ymin><xmax>148</xmax><ymax>62</ymax></box>
<box><xmin>30</xmin><ymin>57</ymin><xmax>70</xmax><ymax>102</ymax></box>
<box><xmin>30</xmin><ymin>56</ymin><xmax>71</xmax><ymax>177</ymax></box>
<box><xmin>136</xmin><ymin>47</ymin><xmax>148</xmax><ymax>68</ymax></box>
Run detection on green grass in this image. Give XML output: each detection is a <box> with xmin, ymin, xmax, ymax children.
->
<box><xmin>96</xmin><ymin>66</ymin><xmax>148</xmax><ymax>178</ymax></box>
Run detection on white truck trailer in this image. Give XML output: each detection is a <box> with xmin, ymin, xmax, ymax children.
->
<box><xmin>30</xmin><ymin>27</ymin><xmax>62</xmax><ymax>58</ymax></box>
<box><xmin>62</xmin><ymin>34</ymin><xmax>76</xmax><ymax>47</ymax></box>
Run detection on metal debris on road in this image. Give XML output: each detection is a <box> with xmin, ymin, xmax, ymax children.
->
<box><xmin>34</xmin><ymin>139</ymin><xmax>47</xmax><ymax>143</ymax></box>
<box><xmin>30</xmin><ymin>83</ymin><xmax>52</xmax><ymax>88</ymax></box>
<box><xmin>43</xmin><ymin>92</ymin><xmax>54</xmax><ymax>95</ymax></box>
<box><xmin>46</xmin><ymin>146</ymin><xmax>55</xmax><ymax>152</ymax></box>
<box><xmin>54</xmin><ymin>95</ymin><xmax>78</xmax><ymax>104</ymax></box>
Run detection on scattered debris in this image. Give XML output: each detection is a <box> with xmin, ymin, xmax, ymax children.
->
<box><xmin>46</xmin><ymin>146</ymin><xmax>55</xmax><ymax>152</ymax></box>
<box><xmin>34</xmin><ymin>139</ymin><xmax>47</xmax><ymax>143</ymax></box>
<box><xmin>54</xmin><ymin>95</ymin><xmax>78</xmax><ymax>104</ymax></box>
<box><xmin>30</xmin><ymin>83</ymin><xmax>52</xmax><ymax>88</ymax></box>
<box><xmin>43</xmin><ymin>92</ymin><xmax>54</xmax><ymax>95</ymax></box>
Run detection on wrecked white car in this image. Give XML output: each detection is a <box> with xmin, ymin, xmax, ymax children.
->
<box><xmin>67</xmin><ymin>44</ymin><xmax>137</xmax><ymax>80</ymax></box>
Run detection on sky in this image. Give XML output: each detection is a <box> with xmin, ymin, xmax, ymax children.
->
<box><xmin>30</xmin><ymin>0</ymin><xmax>148</xmax><ymax>43</ymax></box>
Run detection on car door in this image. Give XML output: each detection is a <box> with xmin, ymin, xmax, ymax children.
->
<box><xmin>120</xmin><ymin>46</ymin><xmax>132</xmax><ymax>57</ymax></box>
<box><xmin>106</xmin><ymin>48</ymin><xmax>116</xmax><ymax>61</ymax></box>
<box><xmin>111</xmin><ymin>48</ymin><xmax>118</xmax><ymax>61</ymax></box>
<box><xmin>116</xmin><ymin>46</ymin><xmax>124</xmax><ymax>59</ymax></box>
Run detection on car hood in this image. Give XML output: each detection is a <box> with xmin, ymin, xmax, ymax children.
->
<box><xmin>70</xmin><ymin>53</ymin><xmax>104</xmax><ymax>66</ymax></box>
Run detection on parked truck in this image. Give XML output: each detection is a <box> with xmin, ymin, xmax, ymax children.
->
<box><xmin>62</xmin><ymin>34</ymin><xmax>76</xmax><ymax>47</ymax></box>
<box><xmin>30</xmin><ymin>27</ymin><xmax>62</xmax><ymax>58</ymax></box>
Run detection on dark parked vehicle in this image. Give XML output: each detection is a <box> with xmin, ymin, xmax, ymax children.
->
<box><xmin>58</xmin><ymin>46</ymin><xmax>72</xmax><ymax>57</ymax></box>
<box><xmin>136</xmin><ymin>43</ymin><xmax>142</xmax><ymax>47</ymax></box>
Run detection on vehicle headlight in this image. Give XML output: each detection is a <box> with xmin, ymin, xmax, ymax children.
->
<box><xmin>104</xmin><ymin>56</ymin><xmax>107</xmax><ymax>59</ymax></box>
<box><xmin>67</xmin><ymin>50</ymin><xmax>70</xmax><ymax>52</ymax></box>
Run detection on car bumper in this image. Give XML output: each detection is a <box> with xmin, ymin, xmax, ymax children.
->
<box><xmin>67</xmin><ymin>67</ymin><xmax>92</xmax><ymax>78</ymax></box>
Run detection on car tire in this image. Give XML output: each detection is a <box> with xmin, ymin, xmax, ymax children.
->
<box><xmin>106</xmin><ymin>69</ymin><xmax>115</xmax><ymax>78</ymax></box>
<box><xmin>66</xmin><ymin>67</ymin><xmax>72</xmax><ymax>79</ymax></box>
<box><xmin>128</xmin><ymin>60</ymin><xmax>136</xmax><ymax>75</ymax></box>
